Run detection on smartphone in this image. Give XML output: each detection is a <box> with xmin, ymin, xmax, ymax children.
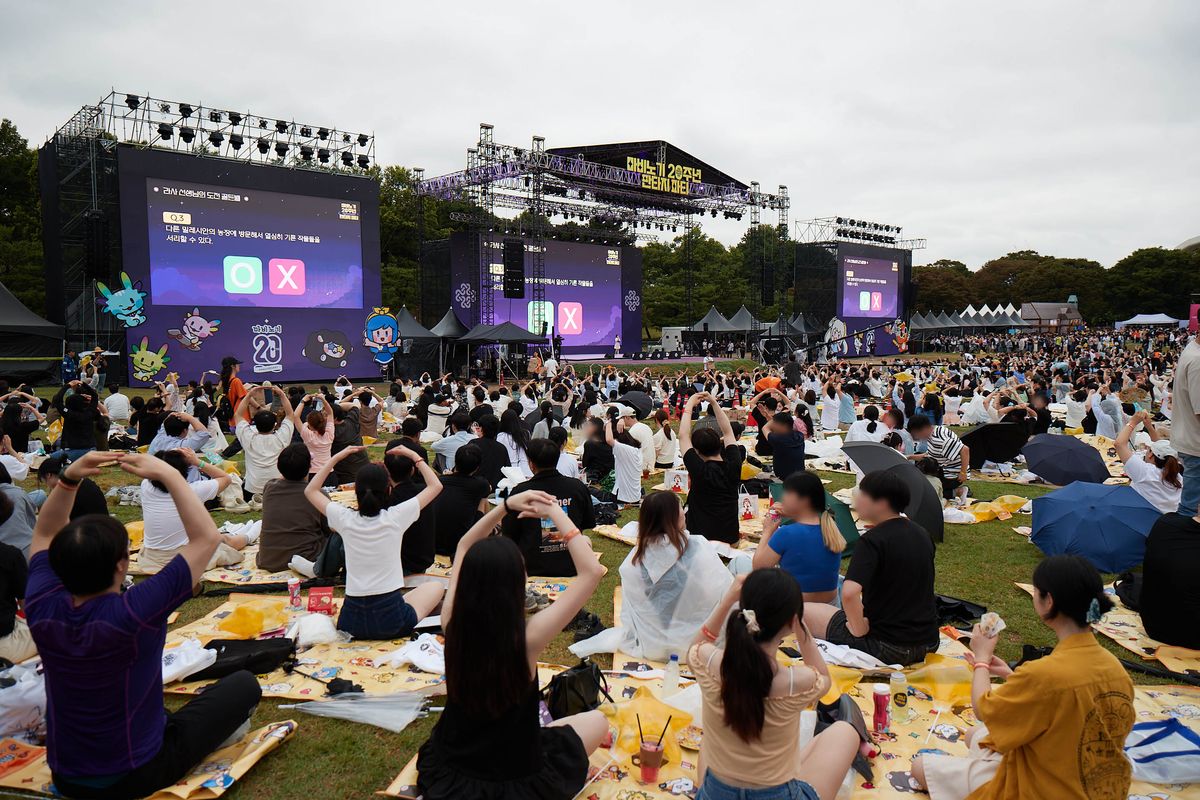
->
<box><xmin>314</xmin><ymin>398</ymin><xmax>323</xmax><ymax>411</ymax></box>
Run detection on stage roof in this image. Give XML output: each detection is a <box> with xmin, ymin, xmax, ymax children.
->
<box><xmin>546</xmin><ymin>140</ymin><xmax>749</xmax><ymax>191</ymax></box>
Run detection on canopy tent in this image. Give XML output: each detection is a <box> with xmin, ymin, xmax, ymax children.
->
<box><xmin>689</xmin><ymin>306</ymin><xmax>738</xmax><ymax>333</ymax></box>
<box><xmin>458</xmin><ymin>320</ymin><xmax>547</xmax><ymax>344</ymax></box>
<box><xmin>934</xmin><ymin>311</ymin><xmax>956</xmax><ymax>328</ymax></box>
<box><xmin>1002</xmin><ymin>311</ymin><xmax>1029</xmax><ymax>327</ymax></box>
<box><xmin>943</xmin><ymin>311</ymin><xmax>966</xmax><ymax>328</ymax></box>
<box><xmin>392</xmin><ymin>306</ymin><xmax>436</xmax><ymax>339</ymax></box>
<box><xmin>430</xmin><ymin>307</ymin><xmax>470</xmax><ymax>339</ymax></box>
<box><xmin>787</xmin><ymin>314</ymin><xmax>820</xmax><ymax>335</ymax></box>
<box><xmin>0</xmin><ymin>282</ymin><xmax>65</xmax><ymax>383</ymax></box>
<box><xmin>1114</xmin><ymin>313</ymin><xmax>1182</xmax><ymax>330</ymax></box>
<box><xmin>726</xmin><ymin>305</ymin><xmax>760</xmax><ymax>333</ymax></box>
<box><xmin>909</xmin><ymin>312</ymin><xmax>933</xmax><ymax>331</ymax></box>
<box><xmin>761</xmin><ymin>314</ymin><xmax>803</xmax><ymax>337</ymax></box>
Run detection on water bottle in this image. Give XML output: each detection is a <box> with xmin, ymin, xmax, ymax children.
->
<box><xmin>798</xmin><ymin>708</ymin><xmax>817</xmax><ymax>749</ymax></box>
<box><xmin>662</xmin><ymin>654</ymin><xmax>680</xmax><ymax>697</ymax></box>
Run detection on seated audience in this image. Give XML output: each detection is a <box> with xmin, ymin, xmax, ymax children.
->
<box><xmin>0</xmin><ymin>493</ymin><xmax>34</xmax><ymax>663</ymax></box>
<box><xmin>502</xmin><ymin>439</ymin><xmax>595</xmax><ymax>577</ymax></box>
<box><xmin>497</xmin><ymin>408</ymin><xmax>533</xmax><ymax>477</ymax></box>
<box><xmin>258</xmin><ymin>444</ymin><xmax>333</xmax><ymax>574</ymax></box>
<box><xmin>35</xmin><ymin>456</ymin><xmax>108</xmax><ymax>518</ymax></box>
<box><xmin>386</xmin><ymin>417</ymin><xmax>429</xmax><ymax>464</ymax></box>
<box><xmin>430</xmin><ymin>412</ymin><xmax>474</xmax><ymax>472</ymax></box>
<box><xmin>679</xmin><ymin>391</ymin><xmax>743</xmax><ymax>544</ymax></box>
<box><xmin>431</xmin><ymin>444</ymin><xmax>490</xmax><ymax>559</ymax></box>
<box><xmin>547</xmin><ymin>426</ymin><xmax>581</xmax><ymax>479</ymax></box>
<box><xmin>912</xmin><ymin>555</ymin><xmax>1134</xmax><ymax>800</ymax></box>
<box><xmin>417</xmin><ymin>490</ymin><xmax>607</xmax><ymax>799</ymax></box>
<box><xmin>234</xmin><ymin>386</ymin><xmax>295</xmax><ymax>500</ymax></box>
<box><xmin>845</xmin><ymin>404</ymin><xmax>886</xmax><ymax>443</ymax></box>
<box><xmin>605</xmin><ymin>416</ymin><xmax>643</xmax><ymax>506</ymax></box>
<box><xmin>0</xmin><ymin>462</ymin><xmax>37</xmax><ymax>556</ymax></box>
<box><xmin>27</xmin><ymin>452</ymin><xmax>261</xmax><ymax>800</ymax></box>
<box><xmin>754</xmin><ymin>471</ymin><xmax>846</xmax><ymax>603</ymax></box>
<box><xmin>579</xmin><ymin>418</ymin><xmax>614</xmax><ymax>485</ymax></box>
<box><xmin>651</xmin><ymin>409</ymin><xmax>678</xmax><ymax>468</ymax></box>
<box><xmin>148</xmin><ymin>411</ymin><xmax>211</xmax><ymax>461</ymax></box>
<box><xmin>293</xmin><ymin>396</ymin><xmax>334</xmax><ymax>482</ymax></box>
<box><xmin>329</xmin><ymin>404</ymin><xmax>371</xmax><ymax>485</ymax></box>
<box><xmin>804</xmin><ymin>470</ymin><xmax>939</xmax><ymax>665</ymax></box>
<box><xmin>764</xmin><ymin>411</ymin><xmax>806</xmax><ymax>480</ymax></box>
<box><xmin>384</xmin><ymin>447</ymin><xmax>438</xmax><ymax>575</ymax></box>
<box><xmin>304</xmin><ymin>446</ymin><xmax>444</xmax><ymax>639</ymax></box>
<box><xmin>688</xmin><ymin>569</ymin><xmax>859</xmax><ymax>800</ymax></box>
<box><xmin>908</xmin><ymin>415</ymin><xmax>970</xmax><ymax>501</ymax></box>
<box><xmin>1114</xmin><ymin>410</ymin><xmax>1181</xmax><ymax>514</ymax></box>
<box><xmin>473</xmin><ymin>413</ymin><xmax>511</xmax><ymax>490</ymax></box>
<box><xmin>139</xmin><ymin>450</ymin><xmax>251</xmax><ymax>573</ymax></box>
<box><xmin>1139</xmin><ymin>510</ymin><xmax>1200</xmax><ymax>649</ymax></box>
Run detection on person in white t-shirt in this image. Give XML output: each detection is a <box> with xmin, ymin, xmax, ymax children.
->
<box><xmin>547</xmin><ymin>427</ymin><xmax>581</xmax><ymax>480</ymax></box>
<box><xmin>651</xmin><ymin>409</ymin><xmax>679</xmax><ymax>468</ymax></box>
<box><xmin>845</xmin><ymin>405</ymin><xmax>887</xmax><ymax>443</ymax></box>
<box><xmin>304</xmin><ymin>445</ymin><xmax>445</xmax><ymax>639</ymax></box>
<box><xmin>1115</xmin><ymin>411</ymin><xmax>1182</xmax><ymax>515</ymax></box>
<box><xmin>620</xmin><ymin>406</ymin><xmax>656</xmax><ymax>476</ymax></box>
<box><xmin>138</xmin><ymin>448</ymin><xmax>252</xmax><ymax>573</ymax></box>
<box><xmin>606</xmin><ymin>417</ymin><xmax>643</xmax><ymax>506</ymax></box>
<box><xmin>103</xmin><ymin>385</ymin><xmax>131</xmax><ymax>428</ymax></box>
<box><xmin>234</xmin><ymin>386</ymin><xmax>295</xmax><ymax>500</ymax></box>
<box><xmin>543</xmin><ymin>356</ymin><xmax>560</xmax><ymax>379</ymax></box>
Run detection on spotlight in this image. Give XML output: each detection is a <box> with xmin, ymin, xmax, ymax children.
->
<box><xmin>341</xmin><ymin>151</ymin><xmax>354</xmax><ymax>166</ymax></box>
<box><xmin>257</xmin><ymin>138</ymin><xmax>270</xmax><ymax>154</ymax></box>
<box><xmin>258</xmin><ymin>118</ymin><xmax>269</xmax><ymax>129</ymax></box>
<box><xmin>317</xmin><ymin>127</ymin><xmax>329</xmax><ymax>140</ymax></box>
<box><xmin>178</xmin><ymin>103</ymin><xmax>194</xmax><ymax>118</ymax></box>
<box><xmin>342</xmin><ymin>133</ymin><xmax>351</xmax><ymax>143</ymax></box>
<box><xmin>836</xmin><ymin>216</ymin><xmax>844</xmax><ymax>224</ymax></box>
<box><xmin>124</xmin><ymin>94</ymin><xmax>140</xmax><ymax>110</ymax></box>
<box><xmin>357</xmin><ymin>154</ymin><xmax>370</xmax><ymax>169</ymax></box>
<box><xmin>299</xmin><ymin>126</ymin><xmax>312</xmax><ymax>137</ymax></box>
<box><xmin>357</xmin><ymin>133</ymin><xmax>369</xmax><ymax>147</ymax></box>
<box><xmin>228</xmin><ymin>112</ymin><xmax>243</xmax><ymax>126</ymax></box>
<box><xmin>229</xmin><ymin>133</ymin><xmax>244</xmax><ymax>150</ymax></box>
<box><xmin>156</xmin><ymin>122</ymin><xmax>173</xmax><ymax>140</ymax></box>
<box><xmin>275</xmin><ymin>120</ymin><xmax>289</xmax><ymax>134</ymax></box>
<box><xmin>159</xmin><ymin>103</ymin><xmax>172</xmax><ymax>113</ymax></box>
<box><xmin>299</xmin><ymin>145</ymin><xmax>314</xmax><ymax>161</ymax></box>
<box><xmin>274</xmin><ymin>141</ymin><xmax>289</xmax><ymax>157</ymax></box>
<box><xmin>208</xmin><ymin>131</ymin><xmax>224</xmax><ymax>147</ymax></box>
<box><xmin>208</xmin><ymin>111</ymin><xmax>222</xmax><ymax>123</ymax></box>
<box><xmin>317</xmin><ymin>148</ymin><xmax>330</xmax><ymax>163</ymax></box>
<box><xmin>711</xmin><ymin>210</ymin><xmax>717</xmax><ymax>217</ymax></box>
<box><xmin>179</xmin><ymin>126</ymin><xmax>195</xmax><ymax>144</ymax></box>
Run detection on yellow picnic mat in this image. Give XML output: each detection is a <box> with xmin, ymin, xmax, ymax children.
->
<box><xmin>0</xmin><ymin>721</ymin><xmax>297</xmax><ymax>798</ymax></box>
<box><xmin>129</xmin><ymin>544</ymin><xmax>297</xmax><ymax>586</ymax></box>
<box><xmin>1015</xmin><ymin>583</ymin><xmax>1200</xmax><ymax>672</ymax></box>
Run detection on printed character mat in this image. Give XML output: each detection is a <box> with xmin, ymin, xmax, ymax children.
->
<box><xmin>130</xmin><ymin>544</ymin><xmax>299</xmax><ymax>586</ymax></box>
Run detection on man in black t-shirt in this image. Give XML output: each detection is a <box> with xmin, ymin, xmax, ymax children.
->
<box><xmin>431</xmin><ymin>444</ymin><xmax>490</xmax><ymax>559</ymax></box>
<box><xmin>804</xmin><ymin>469</ymin><xmax>939</xmax><ymax>666</ymax></box>
<box><xmin>330</xmin><ymin>406</ymin><xmax>370</xmax><ymax>485</ymax></box>
<box><xmin>679</xmin><ymin>392</ymin><xmax>743</xmax><ymax>544</ymax></box>
<box><xmin>473</xmin><ymin>414</ymin><xmax>511</xmax><ymax>490</ymax></box>
<box><xmin>384</xmin><ymin>449</ymin><xmax>437</xmax><ymax>575</ymax></box>
<box><xmin>502</xmin><ymin>439</ymin><xmax>594</xmax><ymax>576</ymax></box>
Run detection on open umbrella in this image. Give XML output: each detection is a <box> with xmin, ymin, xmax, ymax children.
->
<box><xmin>842</xmin><ymin>441</ymin><xmax>910</xmax><ymax>474</ymax></box>
<box><xmin>767</xmin><ymin>486</ymin><xmax>861</xmax><ymax>555</ymax></box>
<box><xmin>961</xmin><ymin>423</ymin><xmax>1029</xmax><ymax>468</ymax></box>
<box><xmin>1031</xmin><ymin>482</ymin><xmax>1160</xmax><ymax>573</ymax></box>
<box><xmin>616</xmin><ymin>390</ymin><xmax>654</xmax><ymax>419</ymax></box>
<box><xmin>1021</xmin><ymin>434</ymin><xmax>1110</xmax><ymax>485</ymax></box>
<box><xmin>883</xmin><ymin>462</ymin><xmax>946</xmax><ymax>544</ymax></box>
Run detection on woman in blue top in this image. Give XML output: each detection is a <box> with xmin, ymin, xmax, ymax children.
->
<box><xmin>753</xmin><ymin>471</ymin><xmax>846</xmax><ymax>603</ymax></box>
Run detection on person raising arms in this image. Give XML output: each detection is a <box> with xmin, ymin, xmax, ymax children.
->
<box><xmin>679</xmin><ymin>391</ymin><xmax>743</xmax><ymax>544</ymax></box>
<box><xmin>417</xmin><ymin>490</ymin><xmax>608</xmax><ymax>799</ymax></box>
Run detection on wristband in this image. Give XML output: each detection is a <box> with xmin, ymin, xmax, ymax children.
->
<box><xmin>57</xmin><ymin>462</ymin><xmax>81</xmax><ymax>488</ymax></box>
<box><xmin>973</xmin><ymin>661</ymin><xmax>992</xmax><ymax>671</ymax></box>
<box><xmin>560</xmin><ymin>528</ymin><xmax>581</xmax><ymax>543</ymax></box>
<box><xmin>700</xmin><ymin>625</ymin><xmax>718</xmax><ymax>642</ymax></box>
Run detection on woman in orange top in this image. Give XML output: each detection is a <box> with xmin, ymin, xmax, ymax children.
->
<box><xmin>219</xmin><ymin>356</ymin><xmax>246</xmax><ymax>429</ymax></box>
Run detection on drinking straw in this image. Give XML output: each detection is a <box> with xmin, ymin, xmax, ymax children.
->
<box><xmin>637</xmin><ymin>714</ymin><xmax>644</xmax><ymax>744</ymax></box>
<box><xmin>656</xmin><ymin>715</ymin><xmax>673</xmax><ymax>747</ymax></box>
<box><xmin>924</xmin><ymin>708</ymin><xmax>942</xmax><ymax>744</ymax></box>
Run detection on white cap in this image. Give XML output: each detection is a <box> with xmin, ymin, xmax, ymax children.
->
<box><xmin>1148</xmin><ymin>440</ymin><xmax>1177</xmax><ymax>460</ymax></box>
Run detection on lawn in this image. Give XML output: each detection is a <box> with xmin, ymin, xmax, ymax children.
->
<box><xmin>10</xmin><ymin>382</ymin><xmax>1157</xmax><ymax>799</ymax></box>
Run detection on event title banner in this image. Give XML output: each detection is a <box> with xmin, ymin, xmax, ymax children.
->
<box><xmin>625</xmin><ymin>156</ymin><xmax>702</xmax><ymax>196</ymax></box>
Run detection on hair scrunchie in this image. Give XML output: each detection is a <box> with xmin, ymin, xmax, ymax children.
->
<box><xmin>1085</xmin><ymin>597</ymin><xmax>1103</xmax><ymax>624</ymax></box>
<box><xmin>741</xmin><ymin>609</ymin><xmax>761</xmax><ymax>634</ymax></box>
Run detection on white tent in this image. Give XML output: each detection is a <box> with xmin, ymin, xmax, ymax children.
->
<box><xmin>1003</xmin><ymin>303</ymin><xmax>1018</xmax><ymax>315</ymax></box>
<box><xmin>1114</xmin><ymin>313</ymin><xmax>1183</xmax><ymax>330</ymax></box>
<box><xmin>963</xmin><ymin>304</ymin><xmax>978</xmax><ymax>316</ymax></box>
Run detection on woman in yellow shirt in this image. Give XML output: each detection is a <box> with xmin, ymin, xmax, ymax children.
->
<box><xmin>912</xmin><ymin>555</ymin><xmax>1134</xmax><ymax>800</ymax></box>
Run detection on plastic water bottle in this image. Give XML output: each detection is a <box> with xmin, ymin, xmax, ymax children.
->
<box><xmin>662</xmin><ymin>654</ymin><xmax>680</xmax><ymax>697</ymax></box>
<box><xmin>798</xmin><ymin>709</ymin><xmax>817</xmax><ymax>749</ymax></box>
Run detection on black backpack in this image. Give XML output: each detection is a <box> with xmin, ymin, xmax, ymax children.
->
<box><xmin>190</xmin><ymin>638</ymin><xmax>295</xmax><ymax>682</ymax></box>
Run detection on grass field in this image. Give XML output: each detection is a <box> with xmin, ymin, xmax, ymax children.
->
<box><xmin>10</xmin><ymin>381</ymin><xmax>1159</xmax><ymax>799</ymax></box>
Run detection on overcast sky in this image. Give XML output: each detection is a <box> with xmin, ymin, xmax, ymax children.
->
<box><xmin>3</xmin><ymin>0</ymin><xmax>1196</xmax><ymax>268</ymax></box>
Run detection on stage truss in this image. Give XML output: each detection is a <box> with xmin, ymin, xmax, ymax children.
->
<box><xmin>416</xmin><ymin>125</ymin><xmax>790</xmax><ymax>329</ymax></box>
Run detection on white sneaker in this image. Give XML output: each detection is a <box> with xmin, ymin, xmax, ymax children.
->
<box><xmin>289</xmin><ymin>555</ymin><xmax>317</xmax><ymax>579</ymax></box>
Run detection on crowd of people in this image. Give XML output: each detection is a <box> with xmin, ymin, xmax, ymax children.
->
<box><xmin>0</xmin><ymin>321</ymin><xmax>1195</xmax><ymax>799</ymax></box>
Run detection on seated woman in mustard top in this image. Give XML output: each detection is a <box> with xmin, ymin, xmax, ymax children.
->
<box><xmin>912</xmin><ymin>555</ymin><xmax>1135</xmax><ymax>800</ymax></box>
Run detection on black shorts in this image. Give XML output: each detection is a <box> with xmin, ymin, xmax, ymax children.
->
<box><xmin>824</xmin><ymin>610</ymin><xmax>938</xmax><ymax>667</ymax></box>
<box><xmin>940</xmin><ymin>476</ymin><xmax>962</xmax><ymax>500</ymax></box>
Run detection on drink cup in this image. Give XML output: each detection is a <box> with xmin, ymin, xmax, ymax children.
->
<box><xmin>638</xmin><ymin>740</ymin><xmax>663</xmax><ymax>783</ymax></box>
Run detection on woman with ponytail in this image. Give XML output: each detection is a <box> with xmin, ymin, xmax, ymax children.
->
<box><xmin>753</xmin><ymin>471</ymin><xmax>845</xmax><ymax>603</ymax></box>
<box><xmin>1114</xmin><ymin>410</ymin><xmax>1182</xmax><ymax>514</ymax></box>
<box><xmin>912</xmin><ymin>555</ymin><xmax>1133</xmax><ymax>800</ymax></box>
<box><xmin>845</xmin><ymin>404</ymin><xmax>885</xmax><ymax>443</ymax></box>
<box><xmin>688</xmin><ymin>569</ymin><xmax>859</xmax><ymax>800</ymax></box>
<box><xmin>304</xmin><ymin>446</ymin><xmax>445</xmax><ymax>640</ymax></box>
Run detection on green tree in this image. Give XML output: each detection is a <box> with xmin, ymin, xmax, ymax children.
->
<box><xmin>0</xmin><ymin>119</ymin><xmax>44</xmax><ymax>315</ymax></box>
<box><xmin>912</xmin><ymin>261</ymin><xmax>972</xmax><ymax>313</ymax></box>
<box><xmin>1105</xmin><ymin>247</ymin><xmax>1200</xmax><ymax>321</ymax></box>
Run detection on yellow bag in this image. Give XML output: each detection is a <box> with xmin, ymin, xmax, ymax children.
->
<box><xmin>362</xmin><ymin>435</ymin><xmax>378</xmax><ymax>446</ymax></box>
<box><xmin>966</xmin><ymin>502</ymin><xmax>999</xmax><ymax>522</ymax></box>
<box><xmin>992</xmin><ymin>495</ymin><xmax>1028</xmax><ymax>514</ymax></box>
<box><xmin>605</xmin><ymin>687</ymin><xmax>693</xmax><ymax>778</ymax></box>
<box><xmin>46</xmin><ymin>418</ymin><xmax>63</xmax><ymax>443</ymax></box>
<box><xmin>125</xmin><ymin>521</ymin><xmax>144</xmax><ymax>552</ymax></box>
<box><xmin>217</xmin><ymin>599</ymin><xmax>288</xmax><ymax>639</ymax></box>
<box><xmin>821</xmin><ymin>664</ymin><xmax>865</xmax><ymax>705</ymax></box>
<box><xmin>740</xmin><ymin>462</ymin><xmax>759</xmax><ymax>480</ymax></box>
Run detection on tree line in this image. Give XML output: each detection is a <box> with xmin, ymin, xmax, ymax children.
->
<box><xmin>2</xmin><ymin>118</ymin><xmax>1196</xmax><ymax>329</ymax></box>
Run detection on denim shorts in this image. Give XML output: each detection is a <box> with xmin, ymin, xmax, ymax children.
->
<box><xmin>697</xmin><ymin>772</ymin><xmax>819</xmax><ymax>800</ymax></box>
<box><xmin>337</xmin><ymin>589</ymin><xmax>418</xmax><ymax>640</ymax></box>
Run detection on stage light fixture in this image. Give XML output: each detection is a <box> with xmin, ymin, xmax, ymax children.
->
<box><xmin>342</xmin><ymin>133</ymin><xmax>351</xmax><ymax>143</ymax></box>
<box><xmin>299</xmin><ymin>126</ymin><xmax>312</xmax><ymax>137</ymax></box>
<box><xmin>341</xmin><ymin>152</ymin><xmax>354</xmax><ymax>166</ymax></box>
<box><xmin>258</xmin><ymin>118</ymin><xmax>269</xmax><ymax>129</ymax></box>
<box><xmin>275</xmin><ymin>120</ymin><xmax>289</xmax><ymax>133</ymax></box>
<box><xmin>228</xmin><ymin>112</ymin><xmax>243</xmax><ymax>126</ymax></box>
<box><xmin>317</xmin><ymin>148</ymin><xmax>330</xmax><ymax>163</ymax></box>
<box><xmin>257</xmin><ymin>138</ymin><xmax>270</xmax><ymax>154</ymax></box>
<box><xmin>178</xmin><ymin>104</ymin><xmax>194</xmax><ymax>118</ymax></box>
<box><xmin>156</xmin><ymin>122</ymin><xmax>173</xmax><ymax>140</ymax></box>
<box><xmin>208</xmin><ymin>131</ymin><xmax>224</xmax><ymax>147</ymax></box>
<box><xmin>274</xmin><ymin>142</ymin><xmax>289</xmax><ymax>157</ymax></box>
<box><xmin>836</xmin><ymin>217</ymin><xmax>844</xmax><ymax>224</ymax></box>
<box><xmin>124</xmin><ymin>94</ymin><xmax>140</xmax><ymax>110</ymax></box>
<box><xmin>229</xmin><ymin>134</ymin><xmax>244</xmax><ymax>150</ymax></box>
<box><xmin>208</xmin><ymin>111</ymin><xmax>222</xmax><ymax>123</ymax></box>
<box><xmin>357</xmin><ymin>134</ymin><xmax>369</xmax><ymax>147</ymax></box>
<box><xmin>179</xmin><ymin>126</ymin><xmax>195</xmax><ymax>144</ymax></box>
<box><xmin>357</xmin><ymin>154</ymin><xmax>370</xmax><ymax>169</ymax></box>
<box><xmin>159</xmin><ymin>103</ymin><xmax>172</xmax><ymax>113</ymax></box>
<box><xmin>299</xmin><ymin>145</ymin><xmax>314</xmax><ymax>161</ymax></box>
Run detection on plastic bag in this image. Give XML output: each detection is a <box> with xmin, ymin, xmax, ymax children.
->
<box><xmin>0</xmin><ymin>664</ymin><xmax>46</xmax><ymax>743</ymax></box>
<box><xmin>907</xmin><ymin>654</ymin><xmax>972</xmax><ymax>711</ymax></box>
<box><xmin>1126</xmin><ymin>718</ymin><xmax>1200</xmax><ymax>783</ymax></box>
<box><xmin>125</xmin><ymin>520</ymin><xmax>144</xmax><ymax>551</ymax></box>
<box><xmin>218</xmin><ymin>599</ymin><xmax>287</xmax><ymax>639</ymax></box>
<box><xmin>281</xmin><ymin>692</ymin><xmax>427</xmax><ymax>733</ymax></box>
<box><xmin>290</xmin><ymin>613</ymin><xmax>345</xmax><ymax>649</ymax></box>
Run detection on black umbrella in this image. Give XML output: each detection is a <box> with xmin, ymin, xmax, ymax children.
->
<box><xmin>522</xmin><ymin>406</ymin><xmax>565</xmax><ymax>432</ymax></box>
<box><xmin>616</xmin><ymin>390</ymin><xmax>654</xmax><ymax>419</ymax></box>
<box><xmin>842</xmin><ymin>441</ymin><xmax>910</xmax><ymax>474</ymax></box>
<box><xmin>1021</xmin><ymin>434</ymin><xmax>1110</xmax><ymax>485</ymax></box>
<box><xmin>882</xmin><ymin>461</ymin><xmax>945</xmax><ymax>544</ymax></box>
<box><xmin>961</xmin><ymin>423</ymin><xmax>1029</xmax><ymax>468</ymax></box>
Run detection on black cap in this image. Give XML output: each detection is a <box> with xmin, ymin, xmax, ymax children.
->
<box><xmin>221</xmin><ymin>356</ymin><xmax>243</xmax><ymax>367</ymax></box>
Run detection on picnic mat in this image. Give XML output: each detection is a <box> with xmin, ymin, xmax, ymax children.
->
<box><xmin>130</xmin><ymin>544</ymin><xmax>298</xmax><ymax>586</ymax></box>
<box><xmin>1015</xmin><ymin>583</ymin><xmax>1200</xmax><ymax>673</ymax></box>
<box><xmin>0</xmin><ymin>720</ymin><xmax>297</xmax><ymax>799</ymax></box>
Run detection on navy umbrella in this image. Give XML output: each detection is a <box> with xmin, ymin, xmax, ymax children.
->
<box><xmin>1031</xmin><ymin>482</ymin><xmax>1160</xmax><ymax>573</ymax></box>
<box><xmin>1021</xmin><ymin>434</ymin><xmax>1110</xmax><ymax>485</ymax></box>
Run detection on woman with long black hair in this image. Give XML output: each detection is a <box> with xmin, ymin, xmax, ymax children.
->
<box><xmin>417</xmin><ymin>489</ymin><xmax>607</xmax><ymax>799</ymax></box>
<box><xmin>687</xmin><ymin>569</ymin><xmax>859</xmax><ymax>800</ymax></box>
<box><xmin>498</xmin><ymin>408</ymin><xmax>533</xmax><ymax>477</ymax></box>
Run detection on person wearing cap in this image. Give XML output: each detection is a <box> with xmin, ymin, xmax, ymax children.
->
<box><xmin>91</xmin><ymin>348</ymin><xmax>107</xmax><ymax>389</ymax></box>
<box><xmin>617</xmin><ymin>405</ymin><xmax>655</xmax><ymax>475</ymax></box>
<box><xmin>1114</xmin><ymin>410</ymin><xmax>1182</xmax><ymax>515</ymax></box>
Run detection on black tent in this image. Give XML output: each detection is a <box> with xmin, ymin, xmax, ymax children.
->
<box><xmin>430</xmin><ymin>307</ymin><xmax>469</xmax><ymax>339</ymax></box>
<box><xmin>761</xmin><ymin>314</ymin><xmax>802</xmax><ymax>337</ymax></box>
<box><xmin>459</xmin><ymin>321</ymin><xmax>546</xmax><ymax>344</ymax></box>
<box><xmin>393</xmin><ymin>306</ymin><xmax>436</xmax><ymax>339</ymax></box>
<box><xmin>0</xmin><ymin>283</ymin><xmax>65</xmax><ymax>383</ymax></box>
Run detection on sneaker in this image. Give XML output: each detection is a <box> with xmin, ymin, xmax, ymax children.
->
<box><xmin>573</xmin><ymin>615</ymin><xmax>607</xmax><ymax>643</ymax></box>
<box><xmin>566</xmin><ymin>610</ymin><xmax>601</xmax><ymax>633</ymax></box>
<box><xmin>525</xmin><ymin>589</ymin><xmax>550</xmax><ymax>613</ymax></box>
<box><xmin>247</xmin><ymin>493</ymin><xmax>264</xmax><ymax>512</ymax></box>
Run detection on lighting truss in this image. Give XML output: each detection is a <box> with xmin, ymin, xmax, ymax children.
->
<box><xmin>794</xmin><ymin>216</ymin><xmax>926</xmax><ymax>250</ymax></box>
<box><xmin>68</xmin><ymin>91</ymin><xmax>375</xmax><ymax>173</ymax></box>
